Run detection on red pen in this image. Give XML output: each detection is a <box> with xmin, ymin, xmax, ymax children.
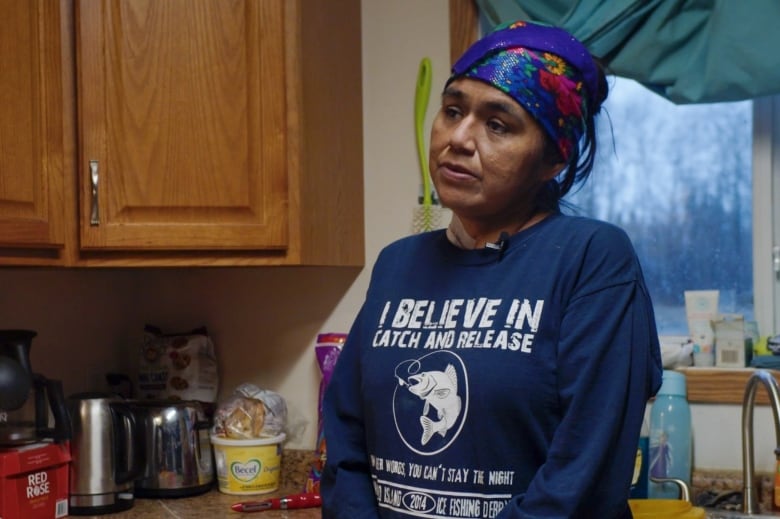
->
<box><xmin>231</xmin><ymin>493</ymin><xmax>322</xmax><ymax>513</ymax></box>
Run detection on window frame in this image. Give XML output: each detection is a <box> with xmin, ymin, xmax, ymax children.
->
<box><xmin>753</xmin><ymin>95</ymin><xmax>777</xmax><ymax>338</ymax></box>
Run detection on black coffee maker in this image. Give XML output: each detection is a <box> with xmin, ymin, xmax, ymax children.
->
<box><xmin>0</xmin><ymin>330</ymin><xmax>70</xmax><ymax>445</ymax></box>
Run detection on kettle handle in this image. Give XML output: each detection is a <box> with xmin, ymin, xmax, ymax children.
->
<box><xmin>34</xmin><ymin>375</ymin><xmax>72</xmax><ymax>442</ymax></box>
<box><xmin>111</xmin><ymin>402</ymin><xmax>145</xmax><ymax>485</ymax></box>
<box><xmin>194</xmin><ymin>418</ymin><xmax>211</xmax><ymax>459</ymax></box>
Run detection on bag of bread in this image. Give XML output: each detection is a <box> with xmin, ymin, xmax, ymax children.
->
<box><xmin>305</xmin><ymin>332</ymin><xmax>346</xmax><ymax>493</ymax></box>
<box><xmin>137</xmin><ymin>325</ymin><xmax>219</xmax><ymax>402</ymax></box>
<box><xmin>212</xmin><ymin>384</ymin><xmax>287</xmax><ymax>439</ymax></box>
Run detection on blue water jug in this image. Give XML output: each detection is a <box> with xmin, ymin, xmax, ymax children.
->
<box><xmin>648</xmin><ymin>370</ymin><xmax>692</xmax><ymax>499</ymax></box>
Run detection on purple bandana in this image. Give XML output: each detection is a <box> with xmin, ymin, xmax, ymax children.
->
<box><xmin>450</xmin><ymin>20</ymin><xmax>598</xmax><ymax>161</ymax></box>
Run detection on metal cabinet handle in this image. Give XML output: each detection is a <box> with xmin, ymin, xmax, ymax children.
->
<box><xmin>89</xmin><ymin>160</ymin><xmax>99</xmax><ymax>225</ymax></box>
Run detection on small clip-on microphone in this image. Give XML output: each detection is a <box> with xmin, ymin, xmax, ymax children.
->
<box><xmin>485</xmin><ymin>231</ymin><xmax>510</xmax><ymax>253</ymax></box>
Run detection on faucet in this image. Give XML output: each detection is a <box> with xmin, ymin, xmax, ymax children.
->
<box><xmin>742</xmin><ymin>369</ymin><xmax>780</xmax><ymax>514</ymax></box>
<box><xmin>649</xmin><ymin>476</ymin><xmax>691</xmax><ymax>502</ymax></box>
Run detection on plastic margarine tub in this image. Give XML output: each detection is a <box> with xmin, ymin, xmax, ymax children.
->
<box><xmin>629</xmin><ymin>499</ymin><xmax>705</xmax><ymax>519</ymax></box>
<box><xmin>211</xmin><ymin>433</ymin><xmax>286</xmax><ymax>495</ymax></box>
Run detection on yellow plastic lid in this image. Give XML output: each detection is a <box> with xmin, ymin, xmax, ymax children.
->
<box><xmin>628</xmin><ymin>499</ymin><xmax>706</xmax><ymax>519</ymax></box>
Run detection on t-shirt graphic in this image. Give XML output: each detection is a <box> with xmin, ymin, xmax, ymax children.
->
<box><xmin>393</xmin><ymin>351</ymin><xmax>468</xmax><ymax>455</ymax></box>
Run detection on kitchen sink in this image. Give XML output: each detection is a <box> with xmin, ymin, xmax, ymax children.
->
<box><xmin>706</xmin><ymin>511</ymin><xmax>780</xmax><ymax>518</ymax></box>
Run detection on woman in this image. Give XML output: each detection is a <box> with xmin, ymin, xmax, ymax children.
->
<box><xmin>322</xmin><ymin>20</ymin><xmax>662</xmax><ymax>519</ymax></box>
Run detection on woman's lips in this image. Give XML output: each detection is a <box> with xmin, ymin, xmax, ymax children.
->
<box><xmin>439</xmin><ymin>161</ymin><xmax>478</xmax><ymax>181</ymax></box>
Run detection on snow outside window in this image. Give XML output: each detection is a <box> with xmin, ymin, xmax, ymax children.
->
<box><xmin>566</xmin><ymin>77</ymin><xmax>759</xmax><ymax>336</ymax></box>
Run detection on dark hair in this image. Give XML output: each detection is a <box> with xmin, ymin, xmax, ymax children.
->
<box><xmin>536</xmin><ymin>57</ymin><xmax>610</xmax><ymax>212</ymax></box>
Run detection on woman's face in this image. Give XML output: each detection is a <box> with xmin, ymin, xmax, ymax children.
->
<box><xmin>429</xmin><ymin>78</ymin><xmax>562</xmax><ymax>230</ymax></box>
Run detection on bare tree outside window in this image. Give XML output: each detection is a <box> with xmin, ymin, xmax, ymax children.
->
<box><xmin>566</xmin><ymin>77</ymin><xmax>753</xmax><ymax>335</ymax></box>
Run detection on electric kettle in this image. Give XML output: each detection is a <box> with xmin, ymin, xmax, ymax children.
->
<box><xmin>0</xmin><ymin>329</ymin><xmax>70</xmax><ymax>445</ymax></box>
<box><xmin>130</xmin><ymin>399</ymin><xmax>214</xmax><ymax>498</ymax></box>
<box><xmin>67</xmin><ymin>393</ymin><xmax>144</xmax><ymax>516</ymax></box>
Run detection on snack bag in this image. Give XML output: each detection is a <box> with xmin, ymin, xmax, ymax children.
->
<box><xmin>212</xmin><ymin>384</ymin><xmax>287</xmax><ymax>439</ymax></box>
<box><xmin>305</xmin><ymin>333</ymin><xmax>346</xmax><ymax>493</ymax></box>
<box><xmin>138</xmin><ymin>325</ymin><xmax>219</xmax><ymax>402</ymax></box>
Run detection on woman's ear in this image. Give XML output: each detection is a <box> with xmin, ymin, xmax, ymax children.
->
<box><xmin>540</xmin><ymin>136</ymin><xmax>566</xmax><ymax>181</ymax></box>
<box><xmin>542</xmin><ymin>159</ymin><xmax>566</xmax><ymax>181</ymax></box>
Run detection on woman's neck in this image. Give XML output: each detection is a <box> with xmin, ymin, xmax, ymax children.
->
<box><xmin>447</xmin><ymin>210</ymin><xmax>551</xmax><ymax>250</ymax></box>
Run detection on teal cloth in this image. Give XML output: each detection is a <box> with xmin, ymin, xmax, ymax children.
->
<box><xmin>751</xmin><ymin>355</ymin><xmax>780</xmax><ymax>369</ymax></box>
<box><xmin>474</xmin><ymin>0</ymin><xmax>780</xmax><ymax>104</ymax></box>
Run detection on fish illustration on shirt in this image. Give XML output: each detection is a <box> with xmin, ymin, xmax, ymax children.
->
<box><xmin>407</xmin><ymin>364</ymin><xmax>462</xmax><ymax>445</ymax></box>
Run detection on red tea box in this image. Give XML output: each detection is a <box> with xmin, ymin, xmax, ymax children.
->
<box><xmin>0</xmin><ymin>442</ymin><xmax>70</xmax><ymax>519</ymax></box>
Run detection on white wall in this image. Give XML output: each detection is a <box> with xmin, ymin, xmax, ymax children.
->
<box><xmin>319</xmin><ymin>0</ymin><xmax>452</xmax><ymax>334</ymax></box>
<box><xmin>0</xmin><ymin>0</ymin><xmax>771</xmax><ymax>474</ymax></box>
<box><xmin>692</xmin><ymin>404</ymin><xmax>775</xmax><ymax>472</ymax></box>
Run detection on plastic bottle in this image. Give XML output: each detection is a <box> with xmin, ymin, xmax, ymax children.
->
<box><xmin>648</xmin><ymin>370</ymin><xmax>692</xmax><ymax>499</ymax></box>
<box><xmin>630</xmin><ymin>412</ymin><xmax>650</xmax><ymax>498</ymax></box>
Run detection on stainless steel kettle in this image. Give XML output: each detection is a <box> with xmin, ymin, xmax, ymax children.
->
<box><xmin>67</xmin><ymin>393</ymin><xmax>144</xmax><ymax>516</ymax></box>
<box><xmin>130</xmin><ymin>399</ymin><xmax>214</xmax><ymax>497</ymax></box>
<box><xmin>0</xmin><ymin>329</ymin><xmax>70</xmax><ymax>445</ymax></box>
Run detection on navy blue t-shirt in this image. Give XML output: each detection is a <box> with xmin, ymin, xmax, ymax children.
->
<box><xmin>322</xmin><ymin>214</ymin><xmax>663</xmax><ymax>519</ymax></box>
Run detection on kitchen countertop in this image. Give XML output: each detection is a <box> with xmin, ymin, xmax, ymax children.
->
<box><xmin>76</xmin><ymin>450</ymin><xmax>321</xmax><ymax>518</ymax></box>
<box><xmin>75</xmin><ymin>457</ymin><xmax>775</xmax><ymax>517</ymax></box>
<box><xmin>84</xmin><ymin>486</ymin><xmax>322</xmax><ymax>519</ymax></box>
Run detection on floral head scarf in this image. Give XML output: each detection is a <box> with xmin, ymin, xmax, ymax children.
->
<box><xmin>449</xmin><ymin>20</ymin><xmax>600</xmax><ymax>162</ymax></box>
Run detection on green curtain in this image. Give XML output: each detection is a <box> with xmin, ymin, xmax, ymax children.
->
<box><xmin>474</xmin><ymin>0</ymin><xmax>780</xmax><ymax>104</ymax></box>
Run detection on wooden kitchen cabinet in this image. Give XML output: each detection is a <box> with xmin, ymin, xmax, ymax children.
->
<box><xmin>0</xmin><ymin>0</ymin><xmax>69</xmax><ymax>263</ymax></box>
<box><xmin>0</xmin><ymin>0</ymin><xmax>364</xmax><ymax>267</ymax></box>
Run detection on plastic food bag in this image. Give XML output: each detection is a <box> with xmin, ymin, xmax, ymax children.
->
<box><xmin>305</xmin><ymin>333</ymin><xmax>346</xmax><ymax>493</ymax></box>
<box><xmin>660</xmin><ymin>336</ymin><xmax>693</xmax><ymax>369</ymax></box>
<box><xmin>137</xmin><ymin>325</ymin><xmax>219</xmax><ymax>402</ymax></box>
<box><xmin>212</xmin><ymin>383</ymin><xmax>287</xmax><ymax>439</ymax></box>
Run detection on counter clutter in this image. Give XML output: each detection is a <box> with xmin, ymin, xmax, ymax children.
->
<box><xmin>74</xmin><ymin>450</ymin><xmax>319</xmax><ymax>519</ymax></box>
<box><xmin>0</xmin><ymin>328</ymin><xmax>342</xmax><ymax>518</ymax></box>
<box><xmin>91</xmin><ymin>489</ymin><xmax>321</xmax><ymax>519</ymax></box>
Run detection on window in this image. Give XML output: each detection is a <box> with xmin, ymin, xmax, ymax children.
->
<box><xmin>565</xmin><ymin>77</ymin><xmax>756</xmax><ymax>336</ymax></box>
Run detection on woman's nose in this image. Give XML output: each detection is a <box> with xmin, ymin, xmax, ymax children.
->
<box><xmin>448</xmin><ymin>117</ymin><xmax>476</xmax><ymax>153</ymax></box>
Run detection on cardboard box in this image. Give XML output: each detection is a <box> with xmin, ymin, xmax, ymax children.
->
<box><xmin>714</xmin><ymin>314</ymin><xmax>748</xmax><ymax>368</ymax></box>
<box><xmin>0</xmin><ymin>442</ymin><xmax>70</xmax><ymax>519</ymax></box>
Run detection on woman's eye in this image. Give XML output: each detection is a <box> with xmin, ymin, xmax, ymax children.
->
<box><xmin>443</xmin><ymin>106</ymin><xmax>462</xmax><ymax>119</ymax></box>
<box><xmin>487</xmin><ymin>119</ymin><xmax>508</xmax><ymax>134</ymax></box>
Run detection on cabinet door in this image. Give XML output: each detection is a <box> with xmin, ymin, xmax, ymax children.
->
<box><xmin>76</xmin><ymin>0</ymin><xmax>288</xmax><ymax>250</ymax></box>
<box><xmin>0</xmin><ymin>0</ymin><xmax>66</xmax><ymax>250</ymax></box>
